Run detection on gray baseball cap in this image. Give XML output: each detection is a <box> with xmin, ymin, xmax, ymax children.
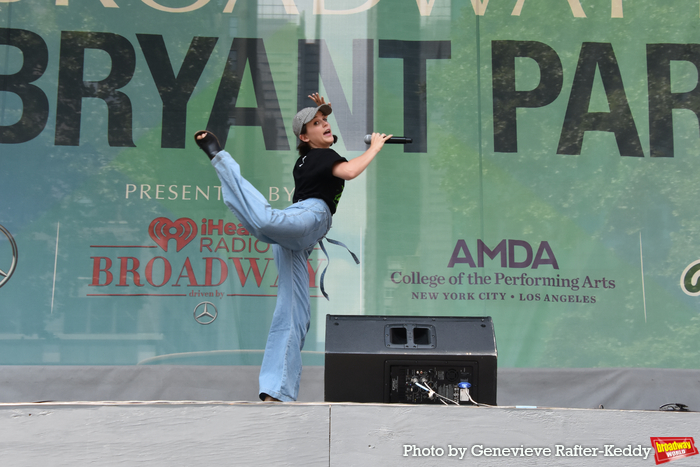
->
<box><xmin>292</xmin><ymin>104</ymin><xmax>332</xmax><ymax>138</ymax></box>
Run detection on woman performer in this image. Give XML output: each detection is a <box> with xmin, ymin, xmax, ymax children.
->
<box><xmin>195</xmin><ymin>93</ymin><xmax>391</xmax><ymax>401</ymax></box>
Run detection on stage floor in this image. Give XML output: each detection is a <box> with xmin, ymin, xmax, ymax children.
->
<box><xmin>1</xmin><ymin>366</ymin><xmax>699</xmax><ymax>411</ymax></box>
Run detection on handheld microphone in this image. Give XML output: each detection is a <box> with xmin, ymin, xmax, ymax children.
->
<box><xmin>364</xmin><ymin>135</ymin><xmax>413</xmax><ymax>144</ymax></box>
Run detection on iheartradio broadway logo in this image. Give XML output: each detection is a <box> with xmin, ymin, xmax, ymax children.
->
<box><xmin>650</xmin><ymin>437</ymin><xmax>698</xmax><ymax>464</ymax></box>
<box><xmin>148</xmin><ymin>217</ymin><xmax>197</xmax><ymax>252</ymax></box>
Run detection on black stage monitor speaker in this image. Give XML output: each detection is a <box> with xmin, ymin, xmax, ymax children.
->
<box><xmin>324</xmin><ymin>315</ymin><xmax>497</xmax><ymax>405</ymax></box>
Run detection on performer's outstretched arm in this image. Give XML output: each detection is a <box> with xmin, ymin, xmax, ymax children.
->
<box><xmin>332</xmin><ymin>132</ymin><xmax>392</xmax><ymax>180</ymax></box>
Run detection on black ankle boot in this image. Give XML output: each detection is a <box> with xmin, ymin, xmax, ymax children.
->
<box><xmin>194</xmin><ymin>131</ymin><xmax>222</xmax><ymax>160</ymax></box>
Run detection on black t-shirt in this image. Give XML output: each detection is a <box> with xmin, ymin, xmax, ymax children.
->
<box><xmin>293</xmin><ymin>148</ymin><xmax>347</xmax><ymax>215</ymax></box>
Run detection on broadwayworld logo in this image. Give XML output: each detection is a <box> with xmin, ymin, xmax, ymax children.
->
<box><xmin>650</xmin><ymin>437</ymin><xmax>698</xmax><ymax>464</ymax></box>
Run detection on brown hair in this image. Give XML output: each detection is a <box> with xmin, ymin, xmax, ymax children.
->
<box><xmin>297</xmin><ymin>125</ymin><xmax>312</xmax><ymax>157</ymax></box>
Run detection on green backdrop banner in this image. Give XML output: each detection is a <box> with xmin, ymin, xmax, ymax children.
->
<box><xmin>1</xmin><ymin>0</ymin><xmax>699</xmax><ymax>368</ymax></box>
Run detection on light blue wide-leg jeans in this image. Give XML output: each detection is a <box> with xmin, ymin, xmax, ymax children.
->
<box><xmin>212</xmin><ymin>151</ymin><xmax>331</xmax><ymax>401</ymax></box>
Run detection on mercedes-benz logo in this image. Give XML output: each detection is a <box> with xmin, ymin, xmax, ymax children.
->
<box><xmin>0</xmin><ymin>224</ymin><xmax>18</xmax><ymax>289</ymax></box>
<box><xmin>194</xmin><ymin>301</ymin><xmax>218</xmax><ymax>325</ymax></box>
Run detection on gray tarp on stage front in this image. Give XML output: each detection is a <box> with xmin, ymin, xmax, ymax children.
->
<box><xmin>0</xmin><ymin>366</ymin><xmax>697</xmax><ymax>411</ymax></box>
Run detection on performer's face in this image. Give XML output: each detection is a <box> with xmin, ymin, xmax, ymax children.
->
<box><xmin>300</xmin><ymin>111</ymin><xmax>334</xmax><ymax>149</ymax></box>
